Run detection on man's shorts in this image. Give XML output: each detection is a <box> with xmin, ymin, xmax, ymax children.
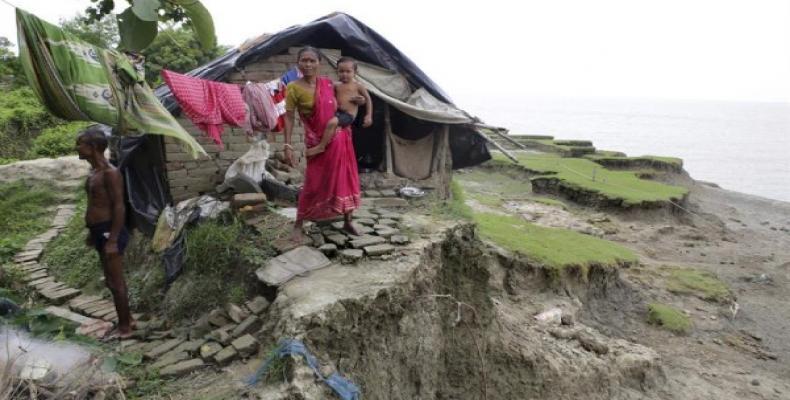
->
<box><xmin>88</xmin><ymin>221</ymin><xmax>130</xmax><ymax>255</ymax></box>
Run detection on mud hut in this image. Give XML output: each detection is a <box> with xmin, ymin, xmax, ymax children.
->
<box><xmin>154</xmin><ymin>12</ymin><xmax>491</xmax><ymax>202</ymax></box>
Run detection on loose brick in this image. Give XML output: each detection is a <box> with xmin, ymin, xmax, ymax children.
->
<box><xmin>159</xmin><ymin>359</ymin><xmax>204</xmax><ymax>377</ymax></box>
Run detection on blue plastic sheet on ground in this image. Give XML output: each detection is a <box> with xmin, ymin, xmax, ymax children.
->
<box><xmin>245</xmin><ymin>338</ymin><xmax>361</xmax><ymax>400</ymax></box>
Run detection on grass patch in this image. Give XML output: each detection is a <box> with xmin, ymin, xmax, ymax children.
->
<box><xmin>474</xmin><ymin>212</ymin><xmax>636</xmax><ymax>269</ymax></box>
<box><xmin>493</xmin><ymin>153</ymin><xmax>688</xmax><ymax>205</ymax></box>
<box><xmin>647</xmin><ymin>303</ymin><xmax>692</xmax><ymax>334</ymax></box>
<box><xmin>43</xmin><ymin>193</ymin><xmax>103</xmax><ymax>294</ymax></box>
<box><xmin>155</xmin><ymin>215</ymin><xmax>280</xmax><ymax>321</ymax></box>
<box><xmin>664</xmin><ymin>267</ymin><xmax>732</xmax><ymax>303</ymax></box>
<box><xmin>0</xmin><ymin>181</ymin><xmax>60</xmax><ymax>264</ymax></box>
<box><xmin>443</xmin><ymin>179</ymin><xmax>637</xmax><ymax>272</ymax></box>
<box><xmin>584</xmin><ymin>154</ymin><xmax>683</xmax><ymax>170</ymax></box>
<box><xmin>434</xmin><ymin>180</ymin><xmax>473</xmax><ymax>220</ymax></box>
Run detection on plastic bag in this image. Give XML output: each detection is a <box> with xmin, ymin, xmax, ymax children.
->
<box><xmin>224</xmin><ymin>140</ymin><xmax>275</xmax><ymax>182</ymax></box>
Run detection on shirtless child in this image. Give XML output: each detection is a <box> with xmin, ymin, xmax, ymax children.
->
<box><xmin>305</xmin><ymin>57</ymin><xmax>373</xmax><ymax>157</ymax></box>
<box><xmin>76</xmin><ymin>127</ymin><xmax>134</xmax><ymax>339</ymax></box>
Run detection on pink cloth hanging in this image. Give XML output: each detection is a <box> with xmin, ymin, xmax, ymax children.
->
<box><xmin>161</xmin><ymin>69</ymin><xmax>247</xmax><ymax>149</ymax></box>
<box><xmin>242</xmin><ymin>81</ymin><xmax>279</xmax><ymax>133</ymax></box>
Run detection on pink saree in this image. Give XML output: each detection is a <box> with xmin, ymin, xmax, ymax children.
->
<box><xmin>296</xmin><ymin>76</ymin><xmax>361</xmax><ymax>221</ymax></box>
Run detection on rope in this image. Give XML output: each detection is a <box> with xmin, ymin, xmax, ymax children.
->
<box><xmin>0</xmin><ymin>0</ymin><xmax>19</xmax><ymax>9</ymax></box>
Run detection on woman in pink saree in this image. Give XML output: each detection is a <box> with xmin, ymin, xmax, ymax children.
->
<box><xmin>283</xmin><ymin>47</ymin><xmax>361</xmax><ymax>242</ymax></box>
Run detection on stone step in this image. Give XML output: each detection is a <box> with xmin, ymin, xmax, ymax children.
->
<box><xmin>145</xmin><ymin>338</ymin><xmax>185</xmax><ymax>360</ymax></box>
<box><xmin>149</xmin><ymin>351</ymin><xmax>190</xmax><ymax>371</ymax></box>
<box><xmin>350</xmin><ymin>236</ymin><xmax>386</xmax><ymax>249</ymax></box>
<box><xmin>35</xmin><ymin>281</ymin><xmax>66</xmax><ymax>292</ymax></box>
<box><xmin>364</xmin><ymin>244</ymin><xmax>395</xmax><ymax>256</ymax></box>
<box><xmin>44</xmin><ymin>306</ymin><xmax>98</xmax><ymax>326</ymax></box>
<box><xmin>22</xmin><ymin>271</ymin><xmax>49</xmax><ymax>282</ymax></box>
<box><xmin>40</xmin><ymin>287</ymin><xmax>81</xmax><ymax>304</ymax></box>
<box><xmin>68</xmin><ymin>295</ymin><xmax>103</xmax><ymax>311</ymax></box>
<box><xmin>159</xmin><ymin>359</ymin><xmax>204</xmax><ymax>377</ymax></box>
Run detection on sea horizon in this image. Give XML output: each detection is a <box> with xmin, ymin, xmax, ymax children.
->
<box><xmin>455</xmin><ymin>94</ymin><xmax>790</xmax><ymax>203</ymax></box>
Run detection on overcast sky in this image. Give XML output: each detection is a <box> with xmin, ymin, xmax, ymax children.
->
<box><xmin>2</xmin><ymin>0</ymin><xmax>789</xmax><ymax>103</ymax></box>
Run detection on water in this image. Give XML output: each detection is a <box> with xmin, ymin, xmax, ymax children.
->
<box><xmin>0</xmin><ymin>327</ymin><xmax>92</xmax><ymax>379</ymax></box>
<box><xmin>458</xmin><ymin>95</ymin><xmax>790</xmax><ymax>203</ymax></box>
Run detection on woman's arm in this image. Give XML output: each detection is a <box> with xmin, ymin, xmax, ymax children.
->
<box><xmin>283</xmin><ymin>110</ymin><xmax>297</xmax><ymax>167</ymax></box>
<box><xmin>360</xmin><ymin>85</ymin><xmax>373</xmax><ymax>127</ymax></box>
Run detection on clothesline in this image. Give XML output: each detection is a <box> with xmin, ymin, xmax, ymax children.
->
<box><xmin>0</xmin><ymin>0</ymin><xmax>19</xmax><ymax>9</ymax></box>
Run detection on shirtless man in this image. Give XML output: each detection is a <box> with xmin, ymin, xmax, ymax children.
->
<box><xmin>76</xmin><ymin>127</ymin><xmax>133</xmax><ymax>338</ymax></box>
<box><xmin>305</xmin><ymin>57</ymin><xmax>373</xmax><ymax>157</ymax></box>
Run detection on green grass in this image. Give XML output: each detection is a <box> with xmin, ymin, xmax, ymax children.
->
<box><xmin>0</xmin><ymin>181</ymin><xmax>60</xmax><ymax>264</ymax></box>
<box><xmin>584</xmin><ymin>153</ymin><xmax>683</xmax><ymax>170</ymax></box>
<box><xmin>456</xmin><ymin>166</ymin><xmax>567</xmax><ymax>209</ymax></box>
<box><xmin>474</xmin><ymin>212</ymin><xmax>636</xmax><ymax>269</ymax></box>
<box><xmin>444</xmin><ymin>179</ymin><xmax>637</xmax><ymax>272</ymax></box>
<box><xmin>494</xmin><ymin>153</ymin><xmax>688</xmax><ymax>205</ymax></box>
<box><xmin>647</xmin><ymin>303</ymin><xmax>692</xmax><ymax>334</ymax></box>
<box><xmin>664</xmin><ymin>267</ymin><xmax>732</xmax><ymax>303</ymax></box>
<box><xmin>43</xmin><ymin>193</ymin><xmax>103</xmax><ymax>294</ymax></box>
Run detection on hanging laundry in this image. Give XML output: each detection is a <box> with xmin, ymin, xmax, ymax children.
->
<box><xmin>161</xmin><ymin>69</ymin><xmax>247</xmax><ymax>149</ymax></box>
<box><xmin>15</xmin><ymin>9</ymin><xmax>205</xmax><ymax>157</ymax></box>
<box><xmin>280</xmin><ymin>66</ymin><xmax>302</xmax><ymax>85</ymax></box>
<box><xmin>242</xmin><ymin>82</ymin><xmax>279</xmax><ymax>133</ymax></box>
<box><xmin>264</xmin><ymin>79</ymin><xmax>288</xmax><ymax>132</ymax></box>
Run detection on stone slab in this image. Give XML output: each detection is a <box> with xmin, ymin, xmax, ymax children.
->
<box><xmin>391</xmin><ymin>235</ymin><xmax>411</xmax><ymax>245</ymax></box>
<box><xmin>319</xmin><ymin>243</ymin><xmax>338</xmax><ymax>256</ymax></box>
<box><xmin>363</xmin><ymin>197</ymin><xmax>408</xmax><ymax>208</ymax></box>
<box><xmin>350</xmin><ymin>236</ymin><xmax>386</xmax><ymax>249</ymax></box>
<box><xmin>44</xmin><ymin>306</ymin><xmax>97</xmax><ymax>325</ymax></box>
<box><xmin>340</xmin><ymin>249</ymin><xmax>363</xmax><ymax>264</ymax></box>
<box><xmin>231</xmin><ymin>316</ymin><xmax>261</xmax><ymax>338</ymax></box>
<box><xmin>159</xmin><ymin>359</ymin><xmax>204</xmax><ymax>377</ymax></box>
<box><xmin>364</xmin><ymin>244</ymin><xmax>396</xmax><ymax>256</ymax></box>
<box><xmin>375</xmin><ymin>227</ymin><xmax>400</xmax><ymax>238</ymax></box>
<box><xmin>354</xmin><ymin>218</ymin><xmax>376</xmax><ymax>226</ymax></box>
<box><xmin>245</xmin><ymin>296</ymin><xmax>270</xmax><ymax>314</ymax></box>
<box><xmin>212</xmin><ymin>346</ymin><xmax>238</xmax><ymax>365</ymax></box>
<box><xmin>325</xmin><ymin>234</ymin><xmax>348</xmax><ymax>246</ymax></box>
<box><xmin>41</xmin><ymin>287</ymin><xmax>80</xmax><ymax>303</ymax></box>
<box><xmin>173</xmin><ymin>339</ymin><xmax>207</xmax><ymax>355</ymax></box>
<box><xmin>231</xmin><ymin>334</ymin><xmax>258</xmax><ymax>357</ymax></box>
<box><xmin>150</xmin><ymin>351</ymin><xmax>190</xmax><ymax>370</ymax></box>
<box><xmin>199</xmin><ymin>342</ymin><xmax>223</xmax><ymax>360</ymax></box>
<box><xmin>145</xmin><ymin>338</ymin><xmax>185</xmax><ymax>360</ymax></box>
<box><xmin>255</xmin><ymin>246</ymin><xmax>332</xmax><ymax>286</ymax></box>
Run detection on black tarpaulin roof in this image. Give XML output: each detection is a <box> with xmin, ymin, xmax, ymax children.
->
<box><xmin>155</xmin><ymin>12</ymin><xmax>453</xmax><ymax>111</ymax></box>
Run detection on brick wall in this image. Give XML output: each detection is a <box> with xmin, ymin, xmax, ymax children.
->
<box><xmin>164</xmin><ymin>47</ymin><xmax>340</xmax><ymax>202</ymax></box>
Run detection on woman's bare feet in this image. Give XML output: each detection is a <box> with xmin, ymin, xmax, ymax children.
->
<box><xmin>342</xmin><ymin>213</ymin><xmax>359</xmax><ymax>236</ymax></box>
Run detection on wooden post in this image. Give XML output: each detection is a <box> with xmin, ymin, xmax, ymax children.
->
<box><xmin>437</xmin><ymin>124</ymin><xmax>451</xmax><ymax>199</ymax></box>
<box><xmin>383</xmin><ymin>105</ymin><xmax>394</xmax><ymax>177</ymax></box>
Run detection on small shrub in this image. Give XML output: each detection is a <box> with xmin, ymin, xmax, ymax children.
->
<box><xmin>647</xmin><ymin>303</ymin><xmax>692</xmax><ymax>334</ymax></box>
<box><xmin>27</xmin><ymin>121</ymin><xmax>89</xmax><ymax>158</ymax></box>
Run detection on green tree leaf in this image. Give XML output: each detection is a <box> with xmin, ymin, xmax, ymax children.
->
<box><xmin>117</xmin><ymin>7</ymin><xmax>158</xmax><ymax>51</ymax></box>
<box><xmin>132</xmin><ymin>0</ymin><xmax>162</xmax><ymax>22</ymax></box>
<box><xmin>173</xmin><ymin>0</ymin><xmax>217</xmax><ymax>50</ymax></box>
<box><xmin>141</xmin><ymin>26</ymin><xmax>227</xmax><ymax>85</ymax></box>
